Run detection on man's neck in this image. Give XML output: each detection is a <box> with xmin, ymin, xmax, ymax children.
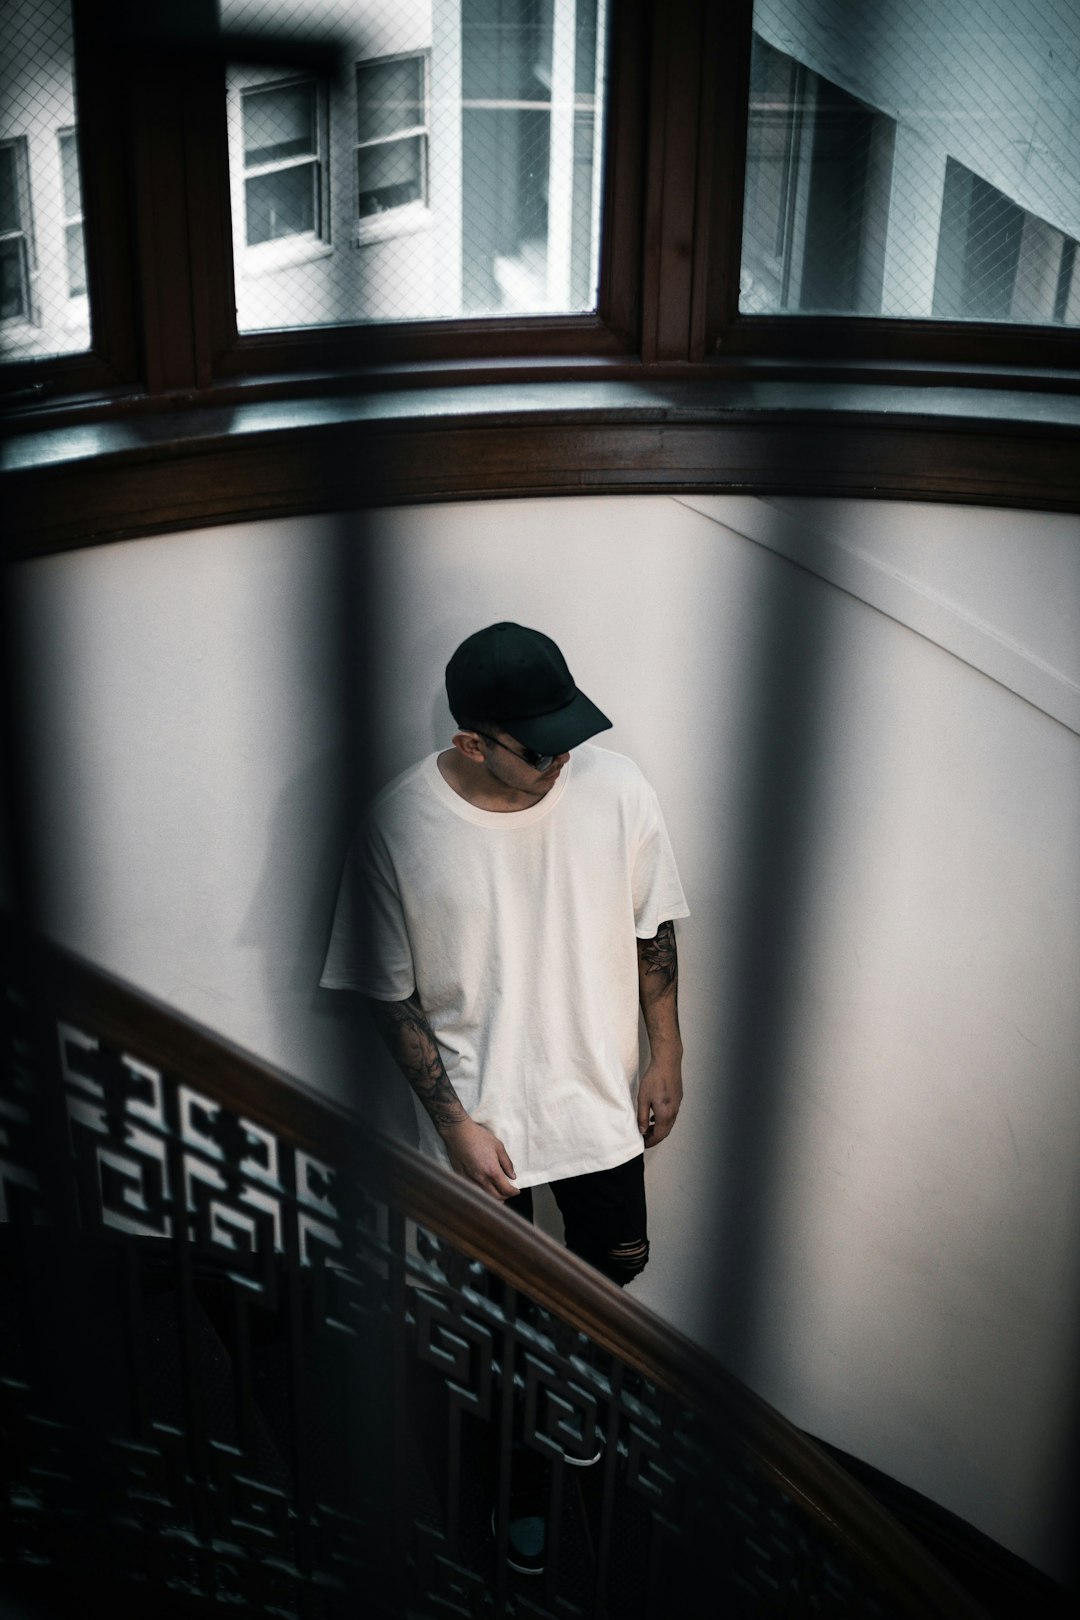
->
<box><xmin>437</xmin><ymin>749</ymin><xmax>555</xmax><ymax>813</ymax></box>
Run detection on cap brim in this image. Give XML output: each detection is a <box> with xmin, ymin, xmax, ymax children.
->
<box><xmin>508</xmin><ymin>688</ymin><xmax>613</xmax><ymax>756</ymax></box>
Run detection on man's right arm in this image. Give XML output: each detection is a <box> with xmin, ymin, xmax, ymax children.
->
<box><xmin>365</xmin><ymin>993</ymin><xmax>519</xmax><ymax>1202</ymax></box>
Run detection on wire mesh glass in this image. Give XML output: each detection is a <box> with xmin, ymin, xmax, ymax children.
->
<box><xmin>740</xmin><ymin>0</ymin><xmax>1080</xmax><ymax>324</ymax></box>
<box><xmin>0</xmin><ymin>0</ymin><xmax>91</xmax><ymax>363</ymax></box>
<box><xmin>222</xmin><ymin>0</ymin><xmax>608</xmax><ymax>333</ymax></box>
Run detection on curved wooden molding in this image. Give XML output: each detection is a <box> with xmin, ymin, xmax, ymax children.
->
<box><xmin>4</xmin><ymin>382</ymin><xmax>1080</xmax><ymax>559</ymax></box>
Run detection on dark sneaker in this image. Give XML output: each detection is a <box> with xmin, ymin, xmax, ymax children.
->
<box><xmin>493</xmin><ymin>1506</ymin><xmax>546</xmax><ymax>1575</ymax></box>
<box><xmin>495</xmin><ymin>1445</ymin><xmax>549</xmax><ymax>1575</ymax></box>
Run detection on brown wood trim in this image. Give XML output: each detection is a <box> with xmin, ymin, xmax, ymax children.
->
<box><xmin>18</xmin><ymin>921</ymin><xmax>985</xmax><ymax>1619</ymax></box>
<box><xmin>6</xmin><ymin>406</ymin><xmax>1079</xmax><ymax>559</ymax></box>
<box><xmin>697</xmin><ymin>0</ymin><xmax>753</xmax><ymax>356</ymax></box>
<box><xmin>182</xmin><ymin>56</ymin><xmax>235</xmax><ymax>388</ymax></box>
<box><xmin>363</xmin><ymin>418</ymin><xmax>1080</xmax><ymax>509</ymax></box>
<box><xmin>42</xmin><ymin>938</ymin><xmax>361</xmax><ymax>1169</ymax></box>
<box><xmin>71</xmin><ymin>0</ymin><xmax>141</xmax><ymax>387</ymax></box>
<box><xmin>0</xmin><ymin>356</ymin><xmax>134</xmax><ymax>411</ymax></box>
<box><xmin>125</xmin><ymin>52</ymin><xmax>220</xmax><ymax>395</ymax></box>
<box><xmin>714</xmin><ymin>315</ymin><xmax>1080</xmax><ymax>368</ymax></box>
<box><xmin>595</xmin><ymin>0</ymin><xmax>649</xmax><ymax>348</ymax></box>
<box><xmin>212</xmin><ymin>317</ymin><xmax>632</xmax><ymax>379</ymax></box>
<box><xmin>639</xmin><ymin>0</ymin><xmax>707</xmax><ymax>363</ymax></box>
<box><xmin>4</xmin><ymin>431</ymin><xmax>357</xmax><ymax>558</ymax></box>
<box><xmin>6</xmin><ymin>351</ymin><xmax>1079</xmax><ymax>436</ymax></box>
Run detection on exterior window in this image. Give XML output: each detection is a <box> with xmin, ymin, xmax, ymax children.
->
<box><xmin>739</xmin><ymin>0</ymin><xmax>1079</xmax><ymax>328</ymax></box>
<box><xmin>58</xmin><ymin>129</ymin><xmax>86</xmax><ymax>298</ymax></box>
<box><xmin>355</xmin><ymin>54</ymin><xmax>428</xmax><ymax>224</ymax></box>
<box><xmin>0</xmin><ymin>0</ymin><xmax>88</xmax><ymax>363</ymax></box>
<box><xmin>242</xmin><ymin>79</ymin><xmax>324</xmax><ymax>247</ymax></box>
<box><xmin>934</xmin><ymin>158</ymin><xmax>1079</xmax><ymax>325</ymax></box>
<box><xmin>226</xmin><ymin>0</ymin><xmax>608</xmax><ymax>332</ymax></box>
<box><xmin>740</xmin><ymin>40</ymin><xmax>804</xmax><ymax>312</ymax></box>
<box><xmin>740</xmin><ymin>34</ymin><xmax>894</xmax><ymax>316</ymax></box>
<box><xmin>460</xmin><ymin>0</ymin><xmax>606</xmax><ymax>316</ymax></box>
<box><xmin>0</xmin><ymin>139</ymin><xmax>33</xmax><ymax>323</ymax></box>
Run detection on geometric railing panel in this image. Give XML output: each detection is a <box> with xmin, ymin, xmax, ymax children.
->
<box><xmin>1</xmin><ymin>933</ymin><xmax>968</xmax><ymax>1618</ymax></box>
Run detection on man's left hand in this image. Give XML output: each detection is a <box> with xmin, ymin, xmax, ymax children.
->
<box><xmin>637</xmin><ymin>1058</ymin><xmax>683</xmax><ymax>1148</ymax></box>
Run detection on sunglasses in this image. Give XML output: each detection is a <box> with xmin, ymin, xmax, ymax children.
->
<box><xmin>474</xmin><ymin>731</ymin><xmax>559</xmax><ymax>773</ymax></box>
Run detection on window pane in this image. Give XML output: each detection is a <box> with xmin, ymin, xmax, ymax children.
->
<box><xmin>740</xmin><ymin>0</ymin><xmax>1080</xmax><ymax>326</ymax></box>
<box><xmin>357</xmin><ymin>56</ymin><xmax>424</xmax><ymax>143</ymax></box>
<box><xmin>0</xmin><ymin>0</ymin><xmax>90</xmax><ymax>359</ymax></box>
<box><xmin>358</xmin><ymin>137</ymin><xmax>424</xmax><ymax>218</ymax></box>
<box><xmin>932</xmin><ymin>158</ymin><xmax>1078</xmax><ymax>324</ymax></box>
<box><xmin>0</xmin><ymin>145</ymin><xmax>20</xmax><ymax>234</ymax></box>
<box><xmin>1</xmin><ymin>238</ymin><xmax>29</xmax><ymax>320</ymax></box>
<box><xmin>59</xmin><ymin>129</ymin><xmax>82</xmax><ymax>219</ymax></box>
<box><xmin>64</xmin><ymin>219</ymin><xmax>86</xmax><ymax>297</ymax></box>
<box><xmin>462</xmin><ymin>107</ymin><xmax>550</xmax><ymax>312</ymax></box>
<box><xmin>461</xmin><ymin>0</ymin><xmax>549</xmax><ymax>103</ymax></box>
<box><xmin>740</xmin><ymin>34</ymin><xmax>894</xmax><ymax>316</ymax></box>
<box><xmin>741</xmin><ymin>38</ymin><xmax>798</xmax><ymax>309</ymax></box>
<box><xmin>223</xmin><ymin>0</ymin><xmax>609</xmax><ymax>332</ymax></box>
<box><xmin>246</xmin><ymin>162</ymin><xmax>318</xmax><ymax>244</ymax></box>
<box><xmin>243</xmin><ymin>82</ymin><xmax>316</xmax><ymax>166</ymax></box>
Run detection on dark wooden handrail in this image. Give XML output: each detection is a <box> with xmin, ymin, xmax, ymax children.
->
<box><xmin>18</xmin><ymin>923</ymin><xmax>987</xmax><ymax>1618</ymax></box>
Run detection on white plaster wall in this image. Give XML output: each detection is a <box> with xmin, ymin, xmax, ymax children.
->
<box><xmin>10</xmin><ymin>517</ymin><xmax>364</xmax><ymax>1110</ymax></box>
<box><xmin>9</xmin><ymin>492</ymin><xmax>1080</xmax><ymax>1586</ymax></box>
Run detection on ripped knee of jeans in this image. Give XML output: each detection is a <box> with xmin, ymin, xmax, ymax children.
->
<box><xmin>601</xmin><ymin>1238</ymin><xmax>649</xmax><ymax>1286</ymax></box>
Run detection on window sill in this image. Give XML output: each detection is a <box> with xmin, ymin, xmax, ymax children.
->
<box><xmin>354</xmin><ymin>201</ymin><xmax>433</xmax><ymax>248</ymax></box>
<box><xmin>5</xmin><ymin>368</ymin><xmax>1080</xmax><ymax>562</ymax></box>
<box><xmin>8</xmin><ymin>354</ymin><xmax>1080</xmax><ymax>429</ymax></box>
<box><xmin>240</xmin><ymin>236</ymin><xmax>334</xmax><ymax>280</ymax></box>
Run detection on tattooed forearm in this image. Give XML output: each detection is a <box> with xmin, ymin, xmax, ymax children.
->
<box><xmin>637</xmin><ymin>921</ymin><xmax>681</xmax><ymax>1037</ymax></box>
<box><xmin>366</xmin><ymin>992</ymin><xmax>469</xmax><ymax>1129</ymax></box>
<box><xmin>637</xmin><ymin>920</ymin><xmax>678</xmax><ymax>992</ymax></box>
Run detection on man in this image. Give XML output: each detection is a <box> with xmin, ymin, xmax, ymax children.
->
<box><xmin>320</xmin><ymin>620</ymin><xmax>689</xmax><ymax>1288</ymax></box>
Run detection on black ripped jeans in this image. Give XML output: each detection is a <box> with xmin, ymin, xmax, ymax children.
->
<box><xmin>506</xmin><ymin>1152</ymin><xmax>649</xmax><ymax>1287</ymax></box>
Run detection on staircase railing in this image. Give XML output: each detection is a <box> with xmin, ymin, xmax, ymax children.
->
<box><xmin>0</xmin><ymin>920</ymin><xmax>986</xmax><ymax>1618</ymax></box>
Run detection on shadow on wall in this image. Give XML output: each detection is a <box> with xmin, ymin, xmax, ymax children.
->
<box><xmin>237</xmin><ymin>743</ymin><xmax>409</xmax><ymax>1138</ymax></box>
<box><xmin>702</xmin><ymin>513</ymin><xmax>839</xmax><ymax>1377</ymax></box>
<box><xmin>222</xmin><ymin>513</ymin><xmax>403</xmax><ymax>1118</ymax></box>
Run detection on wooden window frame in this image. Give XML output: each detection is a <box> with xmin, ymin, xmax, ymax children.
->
<box><xmin>57</xmin><ymin>129</ymin><xmax>88</xmax><ymax>302</ymax></box>
<box><xmin>210</xmin><ymin>0</ymin><xmax>648</xmax><ymax>377</ymax></box>
<box><xmin>3</xmin><ymin>0</ymin><xmax>1079</xmax><ymax>421</ymax></box>
<box><xmin>353</xmin><ymin>50</ymin><xmax>430</xmax><ymax>234</ymax></box>
<box><xmin>238</xmin><ymin>75</ymin><xmax>328</xmax><ymax>255</ymax></box>
<box><xmin>0</xmin><ymin>138</ymin><xmax>35</xmax><ymax>330</ymax></box>
<box><xmin>2</xmin><ymin>3</ymin><xmax>142</xmax><ymax>406</ymax></box>
<box><xmin>696</xmin><ymin>0</ymin><xmax>1080</xmax><ymax>375</ymax></box>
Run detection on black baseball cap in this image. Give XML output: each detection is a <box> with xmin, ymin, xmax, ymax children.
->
<box><xmin>446</xmin><ymin>622</ymin><xmax>612</xmax><ymax>756</ymax></box>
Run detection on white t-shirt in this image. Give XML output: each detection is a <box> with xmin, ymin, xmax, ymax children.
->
<box><xmin>320</xmin><ymin>743</ymin><xmax>689</xmax><ymax>1186</ymax></box>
